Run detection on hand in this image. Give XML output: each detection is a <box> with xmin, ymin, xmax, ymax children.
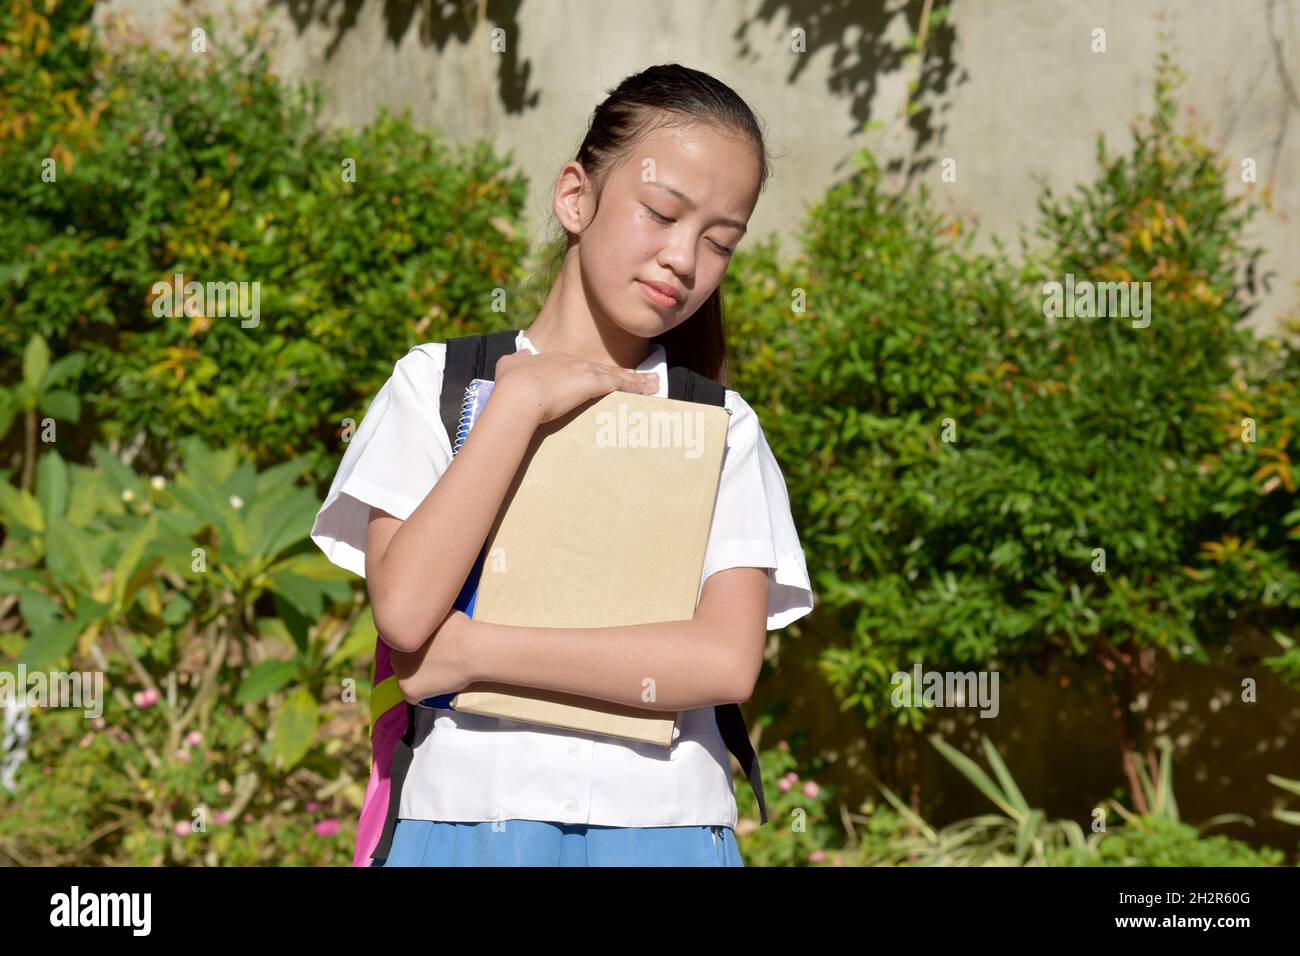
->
<box><xmin>390</xmin><ymin>609</ymin><xmax>476</xmax><ymax>703</ymax></box>
<box><xmin>491</xmin><ymin>347</ymin><xmax>659</xmax><ymax>427</ymax></box>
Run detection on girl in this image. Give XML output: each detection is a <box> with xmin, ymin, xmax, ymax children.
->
<box><xmin>310</xmin><ymin>63</ymin><xmax>813</xmax><ymax>866</ymax></box>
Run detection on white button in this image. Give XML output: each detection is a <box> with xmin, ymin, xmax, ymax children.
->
<box><xmin>566</xmin><ymin>743</ymin><xmax>580</xmax><ymax>756</ymax></box>
<box><xmin>564</xmin><ymin>799</ymin><xmax>579</xmax><ymax>812</ymax></box>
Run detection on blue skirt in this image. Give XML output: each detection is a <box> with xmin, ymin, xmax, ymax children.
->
<box><xmin>372</xmin><ymin>819</ymin><xmax>744</xmax><ymax>867</ymax></box>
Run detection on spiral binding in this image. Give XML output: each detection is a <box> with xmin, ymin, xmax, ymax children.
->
<box><xmin>453</xmin><ymin>379</ymin><xmax>489</xmax><ymax>456</ymax></box>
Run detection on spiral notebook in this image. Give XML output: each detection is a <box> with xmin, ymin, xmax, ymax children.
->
<box><xmin>422</xmin><ymin>376</ymin><xmax>730</xmax><ymax>748</ymax></box>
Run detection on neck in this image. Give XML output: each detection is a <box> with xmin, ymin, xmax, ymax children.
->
<box><xmin>526</xmin><ymin>253</ymin><xmax>653</xmax><ymax>370</ymax></box>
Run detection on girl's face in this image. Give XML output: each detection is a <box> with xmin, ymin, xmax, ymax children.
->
<box><xmin>562</xmin><ymin>123</ymin><xmax>761</xmax><ymax>342</ymax></box>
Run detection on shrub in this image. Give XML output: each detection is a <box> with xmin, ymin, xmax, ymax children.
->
<box><xmin>0</xmin><ymin>439</ymin><xmax>371</xmax><ymax>864</ymax></box>
<box><xmin>0</xmin><ymin>3</ymin><xmax>529</xmax><ymax>485</ymax></box>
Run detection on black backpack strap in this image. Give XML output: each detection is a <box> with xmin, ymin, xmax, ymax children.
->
<box><xmin>371</xmin><ymin>329</ymin><xmax>521</xmax><ymax>864</ymax></box>
<box><xmin>666</xmin><ymin>365</ymin><xmax>770</xmax><ymax>827</ymax></box>
<box><xmin>438</xmin><ymin>330</ymin><xmax>523</xmax><ymax>446</ymax></box>
<box><xmin>372</xmin><ymin>701</ymin><xmax>417</xmax><ymax>861</ymax></box>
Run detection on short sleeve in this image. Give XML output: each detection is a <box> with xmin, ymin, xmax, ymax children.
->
<box><xmin>310</xmin><ymin>344</ymin><xmax>453</xmax><ymax>578</ymax></box>
<box><xmin>697</xmin><ymin>390</ymin><xmax>815</xmax><ymax>630</ymax></box>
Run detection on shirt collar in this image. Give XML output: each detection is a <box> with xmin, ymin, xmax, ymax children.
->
<box><xmin>516</xmin><ymin>330</ymin><xmax>668</xmax><ymax>399</ymax></box>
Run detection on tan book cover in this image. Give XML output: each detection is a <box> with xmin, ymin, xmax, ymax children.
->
<box><xmin>450</xmin><ymin>390</ymin><xmax>730</xmax><ymax>748</ymax></box>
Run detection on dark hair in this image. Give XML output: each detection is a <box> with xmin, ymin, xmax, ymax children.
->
<box><xmin>530</xmin><ymin>64</ymin><xmax>771</xmax><ymax>387</ymax></box>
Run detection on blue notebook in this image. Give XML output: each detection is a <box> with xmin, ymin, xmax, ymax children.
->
<box><xmin>420</xmin><ymin>378</ymin><xmax>494</xmax><ymax>710</ymax></box>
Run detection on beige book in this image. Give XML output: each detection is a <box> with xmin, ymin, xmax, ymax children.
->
<box><xmin>450</xmin><ymin>390</ymin><xmax>730</xmax><ymax>748</ymax></box>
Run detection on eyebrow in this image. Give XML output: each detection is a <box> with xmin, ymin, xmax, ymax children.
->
<box><xmin>648</xmin><ymin>181</ymin><xmax>748</xmax><ymax>234</ymax></box>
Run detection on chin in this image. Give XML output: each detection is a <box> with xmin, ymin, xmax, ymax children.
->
<box><xmin>608</xmin><ymin>306</ymin><xmax>669</xmax><ymax>340</ymax></box>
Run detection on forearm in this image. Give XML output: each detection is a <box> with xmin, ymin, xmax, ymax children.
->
<box><xmin>466</xmin><ymin>617</ymin><xmax>743</xmax><ymax>711</ymax></box>
<box><xmin>370</xmin><ymin>388</ymin><xmax>537</xmax><ymax>652</ymax></box>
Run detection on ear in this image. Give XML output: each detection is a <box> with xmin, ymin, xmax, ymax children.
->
<box><xmin>552</xmin><ymin>161</ymin><xmax>593</xmax><ymax>234</ymax></box>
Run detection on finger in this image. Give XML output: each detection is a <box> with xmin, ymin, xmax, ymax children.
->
<box><xmin>611</xmin><ymin>368</ymin><xmax>659</xmax><ymax>394</ymax></box>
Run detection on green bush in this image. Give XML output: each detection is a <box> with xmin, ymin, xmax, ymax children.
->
<box><xmin>0</xmin><ymin>439</ymin><xmax>371</xmax><ymax>865</ymax></box>
<box><xmin>0</xmin><ymin>3</ymin><xmax>529</xmax><ymax>484</ymax></box>
<box><xmin>727</xmin><ymin>48</ymin><xmax>1300</xmax><ymax>811</ymax></box>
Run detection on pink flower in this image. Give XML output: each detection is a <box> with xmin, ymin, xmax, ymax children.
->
<box><xmin>174</xmin><ymin>748</ymin><xmax>190</xmax><ymax>763</ymax></box>
<box><xmin>803</xmin><ymin>781</ymin><xmax>820</xmax><ymax>798</ymax></box>
<box><xmin>214</xmin><ymin>811</ymin><xmax>229</xmax><ymax>825</ymax></box>
<box><xmin>306</xmin><ymin>801</ymin><xmax>319</xmax><ymax>813</ymax></box>
<box><xmin>314</xmin><ymin>819</ymin><xmax>340</xmax><ymax>837</ymax></box>
<box><xmin>777</xmin><ymin>739</ymin><xmax>789</xmax><ymax>752</ymax></box>
<box><xmin>784</xmin><ymin>771</ymin><xmax>799</xmax><ymax>783</ymax></box>
<box><xmin>778</xmin><ymin>778</ymin><xmax>791</xmax><ymax>792</ymax></box>
<box><xmin>133</xmin><ymin>688</ymin><xmax>161</xmax><ymax>709</ymax></box>
<box><xmin>78</xmin><ymin>732</ymin><xmax>94</xmax><ymax>748</ymax></box>
<box><xmin>185</xmin><ymin>731</ymin><xmax>203</xmax><ymax>747</ymax></box>
<box><xmin>91</xmin><ymin>717</ymin><xmax>106</xmax><ymax>730</ymax></box>
<box><xmin>174</xmin><ymin>821</ymin><xmax>192</xmax><ymax>837</ymax></box>
<box><xmin>809</xmin><ymin>849</ymin><xmax>826</xmax><ymax>863</ymax></box>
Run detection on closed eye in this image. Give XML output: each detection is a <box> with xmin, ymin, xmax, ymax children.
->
<box><xmin>643</xmin><ymin>204</ymin><xmax>734</xmax><ymax>256</ymax></box>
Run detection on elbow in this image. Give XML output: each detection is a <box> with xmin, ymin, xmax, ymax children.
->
<box><xmin>370</xmin><ymin>590</ymin><xmax>448</xmax><ymax>654</ymax></box>
<box><xmin>368</xmin><ymin>571</ymin><xmax>450</xmax><ymax>654</ymax></box>
<box><xmin>726</xmin><ymin>676</ymin><xmax>756</xmax><ymax>706</ymax></box>
<box><xmin>372</xmin><ymin>604</ymin><xmax>427</xmax><ymax>655</ymax></box>
<box><xmin>723</xmin><ymin>633</ymin><xmax>764</xmax><ymax>705</ymax></box>
<box><xmin>379</xmin><ymin>627</ymin><xmax>426</xmax><ymax>655</ymax></box>
<box><xmin>722</xmin><ymin>659</ymin><xmax>761</xmax><ymax>706</ymax></box>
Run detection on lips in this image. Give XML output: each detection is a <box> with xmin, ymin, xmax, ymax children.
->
<box><xmin>639</xmin><ymin>280</ymin><xmax>681</xmax><ymax>306</ymax></box>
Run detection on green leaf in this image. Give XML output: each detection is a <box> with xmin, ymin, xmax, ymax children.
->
<box><xmin>0</xmin><ymin>390</ymin><xmax>15</xmax><ymax>441</ymax></box>
<box><xmin>43</xmin><ymin>351</ymin><xmax>87</xmax><ymax>388</ymax></box>
<box><xmin>0</xmin><ymin>568</ymin><xmax>47</xmax><ymax>594</ymax></box>
<box><xmin>236</xmin><ymin>659</ymin><xmax>299</xmax><ymax>704</ymax></box>
<box><xmin>18</xmin><ymin>589</ymin><xmax>60</xmax><ymax>634</ymax></box>
<box><xmin>23</xmin><ymin>334</ymin><xmax>50</xmax><ymax>392</ymax></box>
<box><xmin>20</xmin><ymin>618</ymin><xmax>81</xmax><ymax>670</ymax></box>
<box><xmin>35</xmin><ymin>450</ymin><xmax>69</xmax><ymax>525</ymax></box>
<box><xmin>272</xmin><ymin>592</ymin><xmax>312</xmax><ymax>653</ymax></box>
<box><xmin>113</xmin><ymin>516</ymin><xmax>159</xmax><ymax>610</ymax></box>
<box><xmin>272</xmin><ymin>687</ymin><xmax>318</xmax><ymax>769</ymax></box>
<box><xmin>270</xmin><ymin>570</ymin><xmax>336</xmax><ymax>621</ymax></box>
<box><xmin>1266</xmin><ymin>774</ymin><xmax>1300</xmax><ymax>798</ymax></box>
<box><xmin>166</xmin><ymin>478</ymin><xmax>235</xmax><ymax>549</ymax></box>
<box><xmin>0</xmin><ymin>480</ymin><xmax>44</xmax><ymax>532</ymax></box>
<box><xmin>1014</xmin><ymin>808</ymin><xmax>1043</xmax><ymax>861</ymax></box>
<box><xmin>162</xmin><ymin>592</ymin><xmax>193</xmax><ymax>626</ymax></box>
<box><xmin>980</xmin><ymin>734</ymin><xmax>1029</xmax><ymax>815</ymax></box>
<box><xmin>44</xmin><ymin>515</ymin><xmax>99</xmax><ymax>589</ymax></box>
<box><xmin>65</xmin><ymin>462</ymin><xmax>122</xmax><ymax>525</ymax></box>
<box><xmin>252</xmin><ymin>489</ymin><xmax>318</xmax><ymax>563</ymax></box>
<box><xmin>928</xmin><ymin>734</ymin><xmax>1019</xmax><ymax>817</ymax></box>
<box><xmin>326</xmin><ymin>606</ymin><xmax>376</xmax><ymax>671</ymax></box>
<box><xmin>37</xmin><ymin>389</ymin><xmax>81</xmax><ymax>422</ymax></box>
<box><xmin>177</xmin><ymin>436</ymin><xmax>241</xmax><ymax>489</ymax></box>
<box><xmin>90</xmin><ymin>445</ymin><xmax>145</xmax><ymax>501</ymax></box>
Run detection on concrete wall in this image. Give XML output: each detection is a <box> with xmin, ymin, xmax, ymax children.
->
<box><xmin>96</xmin><ymin>0</ymin><xmax>1300</xmax><ymax>335</ymax></box>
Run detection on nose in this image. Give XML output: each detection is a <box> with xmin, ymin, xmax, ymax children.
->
<box><xmin>657</xmin><ymin>234</ymin><xmax>696</xmax><ymax>283</ymax></box>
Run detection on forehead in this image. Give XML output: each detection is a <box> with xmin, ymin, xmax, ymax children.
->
<box><xmin>615</xmin><ymin>123</ymin><xmax>760</xmax><ymax>222</ymax></box>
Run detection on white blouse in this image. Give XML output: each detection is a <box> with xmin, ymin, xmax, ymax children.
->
<box><xmin>310</xmin><ymin>330</ymin><xmax>814</xmax><ymax>828</ymax></box>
